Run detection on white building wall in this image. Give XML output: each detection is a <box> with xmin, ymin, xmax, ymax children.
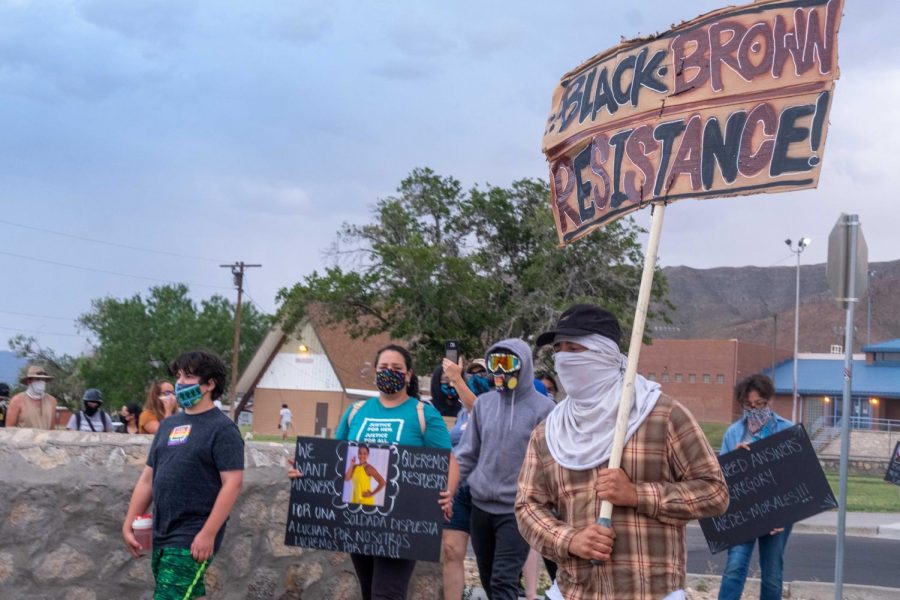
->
<box><xmin>256</xmin><ymin>322</ymin><xmax>343</xmax><ymax>392</ymax></box>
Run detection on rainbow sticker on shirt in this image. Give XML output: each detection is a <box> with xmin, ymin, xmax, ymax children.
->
<box><xmin>167</xmin><ymin>425</ymin><xmax>191</xmax><ymax>446</ymax></box>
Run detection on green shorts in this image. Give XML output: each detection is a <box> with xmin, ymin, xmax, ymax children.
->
<box><xmin>151</xmin><ymin>547</ymin><xmax>213</xmax><ymax>600</ymax></box>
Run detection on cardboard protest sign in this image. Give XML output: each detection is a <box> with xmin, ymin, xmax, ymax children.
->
<box><xmin>543</xmin><ymin>0</ymin><xmax>844</xmax><ymax>245</ymax></box>
<box><xmin>284</xmin><ymin>437</ymin><xmax>449</xmax><ymax>562</ymax></box>
<box><xmin>699</xmin><ymin>424</ymin><xmax>837</xmax><ymax>554</ymax></box>
<box><xmin>885</xmin><ymin>441</ymin><xmax>900</xmax><ymax>486</ymax></box>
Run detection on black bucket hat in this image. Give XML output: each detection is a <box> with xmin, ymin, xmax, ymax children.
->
<box><xmin>535</xmin><ymin>304</ymin><xmax>621</xmax><ymax>348</ymax></box>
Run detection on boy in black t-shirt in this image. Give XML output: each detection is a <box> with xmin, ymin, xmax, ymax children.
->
<box><xmin>122</xmin><ymin>350</ymin><xmax>244</xmax><ymax>599</ymax></box>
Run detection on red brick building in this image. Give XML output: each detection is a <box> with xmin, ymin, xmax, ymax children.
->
<box><xmin>638</xmin><ymin>339</ymin><xmax>792</xmax><ymax>424</ymax></box>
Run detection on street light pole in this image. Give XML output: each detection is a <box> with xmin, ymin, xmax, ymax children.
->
<box><xmin>785</xmin><ymin>237</ymin><xmax>811</xmax><ymax>424</ymax></box>
<box><xmin>867</xmin><ymin>269</ymin><xmax>876</xmax><ymax>345</ymax></box>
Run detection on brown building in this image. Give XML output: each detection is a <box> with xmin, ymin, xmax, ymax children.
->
<box><xmin>235</xmin><ymin>316</ymin><xmax>395</xmax><ymax>438</ymax></box>
<box><xmin>638</xmin><ymin>339</ymin><xmax>792</xmax><ymax>424</ymax></box>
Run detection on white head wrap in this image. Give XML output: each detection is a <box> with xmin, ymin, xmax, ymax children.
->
<box><xmin>544</xmin><ymin>334</ymin><xmax>661</xmax><ymax>470</ymax></box>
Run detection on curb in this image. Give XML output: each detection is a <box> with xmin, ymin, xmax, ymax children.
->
<box><xmin>687</xmin><ymin>574</ymin><xmax>900</xmax><ymax>600</ymax></box>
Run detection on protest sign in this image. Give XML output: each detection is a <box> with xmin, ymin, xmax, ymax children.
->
<box><xmin>543</xmin><ymin>0</ymin><xmax>844</xmax><ymax>245</ymax></box>
<box><xmin>885</xmin><ymin>441</ymin><xmax>900</xmax><ymax>486</ymax></box>
<box><xmin>699</xmin><ymin>424</ymin><xmax>837</xmax><ymax>553</ymax></box>
<box><xmin>284</xmin><ymin>437</ymin><xmax>449</xmax><ymax>562</ymax></box>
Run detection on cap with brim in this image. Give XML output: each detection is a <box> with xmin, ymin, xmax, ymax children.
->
<box><xmin>20</xmin><ymin>365</ymin><xmax>54</xmax><ymax>385</ymax></box>
<box><xmin>466</xmin><ymin>358</ymin><xmax>487</xmax><ymax>373</ymax></box>
<box><xmin>535</xmin><ymin>304</ymin><xmax>621</xmax><ymax>348</ymax></box>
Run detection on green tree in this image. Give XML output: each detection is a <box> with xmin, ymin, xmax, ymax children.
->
<box><xmin>77</xmin><ymin>284</ymin><xmax>270</xmax><ymax>408</ymax></box>
<box><xmin>276</xmin><ymin>168</ymin><xmax>670</xmax><ymax>372</ymax></box>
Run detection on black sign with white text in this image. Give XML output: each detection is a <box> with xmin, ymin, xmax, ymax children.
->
<box><xmin>885</xmin><ymin>441</ymin><xmax>900</xmax><ymax>486</ymax></box>
<box><xmin>700</xmin><ymin>425</ymin><xmax>837</xmax><ymax>554</ymax></box>
<box><xmin>284</xmin><ymin>437</ymin><xmax>449</xmax><ymax>562</ymax></box>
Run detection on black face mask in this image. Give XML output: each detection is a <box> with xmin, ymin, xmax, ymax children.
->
<box><xmin>84</xmin><ymin>403</ymin><xmax>100</xmax><ymax>417</ymax></box>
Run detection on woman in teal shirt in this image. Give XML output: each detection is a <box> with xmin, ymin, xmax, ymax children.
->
<box><xmin>293</xmin><ymin>344</ymin><xmax>457</xmax><ymax>600</ymax></box>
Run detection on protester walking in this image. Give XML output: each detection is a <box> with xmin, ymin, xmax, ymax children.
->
<box><xmin>440</xmin><ymin>357</ymin><xmax>484</xmax><ymax>600</ymax></box>
<box><xmin>122</xmin><ymin>350</ymin><xmax>244</xmax><ymax>600</ymax></box>
<box><xmin>141</xmin><ymin>380</ymin><xmax>178</xmax><ymax>434</ymax></box>
<box><xmin>6</xmin><ymin>365</ymin><xmax>57</xmax><ymax>429</ymax></box>
<box><xmin>516</xmin><ymin>304</ymin><xmax>729</xmax><ymax>600</ymax></box>
<box><xmin>452</xmin><ymin>339</ymin><xmax>554</xmax><ymax>600</ymax></box>
<box><xmin>718</xmin><ymin>374</ymin><xmax>794</xmax><ymax>600</ymax></box>
<box><xmin>289</xmin><ymin>343</ymin><xmax>458</xmax><ymax>600</ymax></box>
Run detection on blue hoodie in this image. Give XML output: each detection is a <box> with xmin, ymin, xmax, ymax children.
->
<box><xmin>454</xmin><ymin>338</ymin><xmax>555</xmax><ymax>514</ymax></box>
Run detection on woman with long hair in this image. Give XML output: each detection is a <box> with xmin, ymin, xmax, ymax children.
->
<box><xmin>120</xmin><ymin>403</ymin><xmax>142</xmax><ymax>434</ymax></box>
<box><xmin>290</xmin><ymin>343</ymin><xmax>458</xmax><ymax>600</ymax></box>
<box><xmin>140</xmin><ymin>380</ymin><xmax>177</xmax><ymax>434</ymax></box>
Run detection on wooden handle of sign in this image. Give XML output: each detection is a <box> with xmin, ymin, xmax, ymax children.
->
<box><xmin>592</xmin><ymin>202</ymin><xmax>666</xmax><ymax>562</ymax></box>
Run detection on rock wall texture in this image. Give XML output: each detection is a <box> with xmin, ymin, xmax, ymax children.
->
<box><xmin>0</xmin><ymin>428</ymin><xmax>441</xmax><ymax>600</ymax></box>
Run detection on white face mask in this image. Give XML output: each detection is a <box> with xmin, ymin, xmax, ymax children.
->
<box><xmin>27</xmin><ymin>381</ymin><xmax>47</xmax><ymax>399</ymax></box>
<box><xmin>553</xmin><ymin>351</ymin><xmax>621</xmax><ymax>401</ymax></box>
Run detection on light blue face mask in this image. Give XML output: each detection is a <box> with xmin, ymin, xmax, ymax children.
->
<box><xmin>175</xmin><ymin>383</ymin><xmax>203</xmax><ymax>408</ymax></box>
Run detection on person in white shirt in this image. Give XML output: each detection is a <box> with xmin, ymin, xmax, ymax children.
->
<box><xmin>66</xmin><ymin>388</ymin><xmax>113</xmax><ymax>432</ymax></box>
<box><xmin>279</xmin><ymin>403</ymin><xmax>293</xmax><ymax>440</ymax></box>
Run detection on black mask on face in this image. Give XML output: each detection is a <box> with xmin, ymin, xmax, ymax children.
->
<box><xmin>84</xmin><ymin>402</ymin><xmax>100</xmax><ymax>417</ymax></box>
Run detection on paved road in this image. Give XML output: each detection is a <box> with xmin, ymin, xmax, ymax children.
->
<box><xmin>687</xmin><ymin>528</ymin><xmax>900</xmax><ymax>588</ymax></box>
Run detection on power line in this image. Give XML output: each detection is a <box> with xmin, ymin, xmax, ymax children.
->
<box><xmin>0</xmin><ymin>217</ymin><xmax>227</xmax><ymax>263</ymax></box>
<box><xmin>0</xmin><ymin>310</ymin><xmax>76</xmax><ymax>321</ymax></box>
<box><xmin>0</xmin><ymin>325</ymin><xmax>84</xmax><ymax>338</ymax></box>
<box><xmin>0</xmin><ymin>249</ymin><xmax>231</xmax><ymax>290</ymax></box>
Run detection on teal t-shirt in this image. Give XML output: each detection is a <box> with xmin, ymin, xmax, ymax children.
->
<box><xmin>335</xmin><ymin>397</ymin><xmax>451</xmax><ymax>450</ymax></box>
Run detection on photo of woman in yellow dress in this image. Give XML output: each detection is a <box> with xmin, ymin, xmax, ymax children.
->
<box><xmin>345</xmin><ymin>444</ymin><xmax>387</xmax><ymax>506</ymax></box>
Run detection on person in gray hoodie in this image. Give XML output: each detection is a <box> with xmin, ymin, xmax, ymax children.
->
<box><xmin>452</xmin><ymin>338</ymin><xmax>555</xmax><ymax>600</ymax></box>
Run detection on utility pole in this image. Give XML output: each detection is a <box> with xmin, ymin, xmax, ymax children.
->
<box><xmin>221</xmin><ymin>261</ymin><xmax>261</xmax><ymax>420</ymax></box>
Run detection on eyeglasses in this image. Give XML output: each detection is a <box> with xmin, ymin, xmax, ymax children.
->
<box><xmin>487</xmin><ymin>353</ymin><xmax>521</xmax><ymax>373</ymax></box>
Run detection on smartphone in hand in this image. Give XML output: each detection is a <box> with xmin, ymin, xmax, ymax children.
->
<box><xmin>444</xmin><ymin>340</ymin><xmax>460</xmax><ymax>364</ymax></box>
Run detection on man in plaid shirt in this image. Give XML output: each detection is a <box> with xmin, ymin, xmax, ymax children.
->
<box><xmin>515</xmin><ymin>304</ymin><xmax>728</xmax><ymax>600</ymax></box>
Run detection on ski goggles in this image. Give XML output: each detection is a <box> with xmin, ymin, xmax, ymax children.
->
<box><xmin>487</xmin><ymin>353</ymin><xmax>521</xmax><ymax>374</ymax></box>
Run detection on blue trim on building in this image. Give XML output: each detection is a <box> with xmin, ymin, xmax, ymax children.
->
<box><xmin>766</xmin><ymin>357</ymin><xmax>900</xmax><ymax>399</ymax></box>
<box><xmin>861</xmin><ymin>338</ymin><xmax>900</xmax><ymax>353</ymax></box>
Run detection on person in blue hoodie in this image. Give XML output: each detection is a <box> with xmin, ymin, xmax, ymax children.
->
<box><xmin>452</xmin><ymin>339</ymin><xmax>555</xmax><ymax>600</ymax></box>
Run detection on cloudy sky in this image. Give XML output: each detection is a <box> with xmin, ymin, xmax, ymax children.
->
<box><xmin>0</xmin><ymin>0</ymin><xmax>895</xmax><ymax>355</ymax></box>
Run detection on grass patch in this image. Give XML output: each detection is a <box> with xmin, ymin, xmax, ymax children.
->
<box><xmin>823</xmin><ymin>471</ymin><xmax>900</xmax><ymax>512</ymax></box>
<box><xmin>700</xmin><ymin>422</ymin><xmax>728</xmax><ymax>452</ymax></box>
<box><xmin>239</xmin><ymin>424</ymin><xmax>291</xmax><ymax>443</ymax></box>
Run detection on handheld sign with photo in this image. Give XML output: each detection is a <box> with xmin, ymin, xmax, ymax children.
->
<box><xmin>285</xmin><ymin>437</ymin><xmax>450</xmax><ymax>562</ymax></box>
<box><xmin>884</xmin><ymin>441</ymin><xmax>900</xmax><ymax>487</ymax></box>
<box><xmin>699</xmin><ymin>425</ymin><xmax>837</xmax><ymax>554</ymax></box>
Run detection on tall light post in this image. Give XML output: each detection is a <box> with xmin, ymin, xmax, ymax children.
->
<box><xmin>867</xmin><ymin>269</ymin><xmax>876</xmax><ymax>345</ymax></box>
<box><xmin>786</xmin><ymin>237</ymin><xmax>811</xmax><ymax>424</ymax></box>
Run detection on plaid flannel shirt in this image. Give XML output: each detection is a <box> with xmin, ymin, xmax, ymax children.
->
<box><xmin>515</xmin><ymin>395</ymin><xmax>729</xmax><ymax>600</ymax></box>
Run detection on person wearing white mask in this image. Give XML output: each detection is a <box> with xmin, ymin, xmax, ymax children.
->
<box><xmin>7</xmin><ymin>365</ymin><xmax>58</xmax><ymax>429</ymax></box>
<box><xmin>515</xmin><ymin>304</ymin><xmax>729</xmax><ymax>600</ymax></box>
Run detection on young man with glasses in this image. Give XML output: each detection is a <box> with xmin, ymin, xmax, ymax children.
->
<box><xmin>451</xmin><ymin>339</ymin><xmax>555</xmax><ymax>600</ymax></box>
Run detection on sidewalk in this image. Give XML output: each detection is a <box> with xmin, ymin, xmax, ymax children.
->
<box><xmin>466</xmin><ymin>512</ymin><xmax>900</xmax><ymax>599</ymax></box>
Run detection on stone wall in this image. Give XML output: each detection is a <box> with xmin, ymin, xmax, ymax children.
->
<box><xmin>0</xmin><ymin>428</ymin><xmax>441</xmax><ymax>600</ymax></box>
